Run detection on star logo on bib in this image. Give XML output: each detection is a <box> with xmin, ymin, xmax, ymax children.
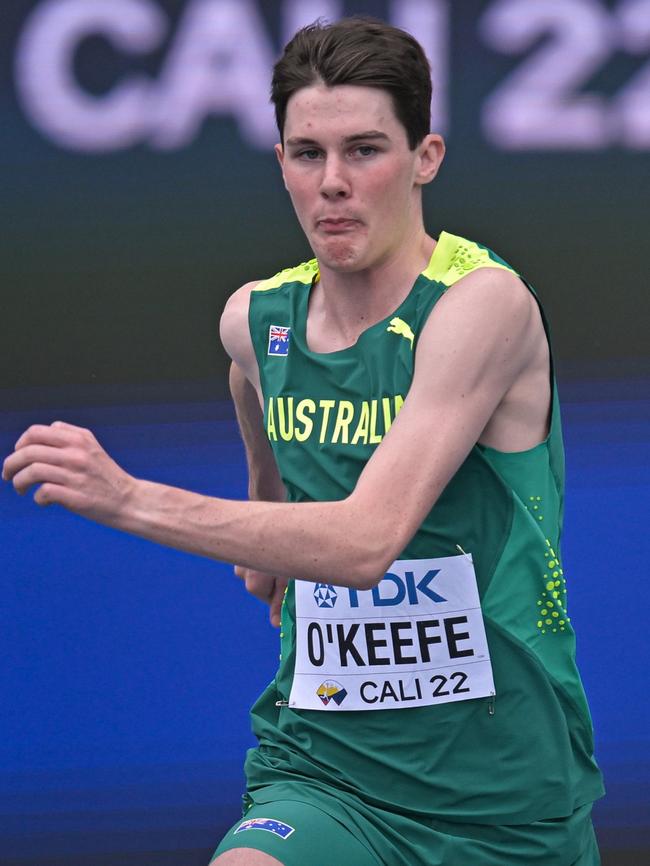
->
<box><xmin>313</xmin><ymin>583</ymin><xmax>337</xmax><ymax>608</ymax></box>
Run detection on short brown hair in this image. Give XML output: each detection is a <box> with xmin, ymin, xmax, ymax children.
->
<box><xmin>271</xmin><ymin>17</ymin><xmax>432</xmax><ymax>150</ymax></box>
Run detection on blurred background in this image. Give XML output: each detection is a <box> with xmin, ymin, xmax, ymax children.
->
<box><xmin>1</xmin><ymin>1</ymin><xmax>648</xmax><ymax>864</ymax></box>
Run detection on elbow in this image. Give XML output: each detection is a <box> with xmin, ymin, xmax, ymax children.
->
<box><xmin>338</xmin><ymin>497</ymin><xmax>411</xmax><ymax>590</ymax></box>
<box><xmin>348</xmin><ymin>567</ymin><xmax>383</xmax><ymax>592</ymax></box>
<box><xmin>343</xmin><ymin>535</ymin><xmax>401</xmax><ymax>592</ymax></box>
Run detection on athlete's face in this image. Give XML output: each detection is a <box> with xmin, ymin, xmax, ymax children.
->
<box><xmin>276</xmin><ymin>84</ymin><xmax>444</xmax><ymax>273</ymax></box>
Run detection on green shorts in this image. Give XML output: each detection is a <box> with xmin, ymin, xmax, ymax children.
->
<box><xmin>211</xmin><ymin>790</ymin><xmax>600</xmax><ymax>866</ymax></box>
<box><xmin>212</xmin><ymin>799</ymin><xmax>378</xmax><ymax>865</ymax></box>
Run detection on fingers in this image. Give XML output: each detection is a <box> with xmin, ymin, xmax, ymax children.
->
<box><xmin>9</xmin><ymin>461</ymin><xmax>74</xmax><ymax>496</ymax></box>
<box><xmin>235</xmin><ymin>567</ymin><xmax>288</xmax><ymax>628</ymax></box>
<box><xmin>4</xmin><ymin>443</ymin><xmax>79</xmax><ymax>482</ymax></box>
<box><xmin>13</xmin><ymin>422</ymin><xmax>90</xmax><ymax>451</ymax></box>
<box><xmin>269</xmin><ymin>579</ymin><xmax>288</xmax><ymax>628</ymax></box>
<box><xmin>3</xmin><ymin>421</ymin><xmax>130</xmax><ymax>523</ymax></box>
<box><xmin>33</xmin><ymin>481</ymin><xmax>84</xmax><ymax>510</ymax></box>
<box><xmin>3</xmin><ymin>422</ymin><xmax>93</xmax><ymax>483</ymax></box>
<box><xmin>51</xmin><ymin>420</ymin><xmax>87</xmax><ymax>431</ymax></box>
<box><xmin>243</xmin><ymin>569</ymin><xmax>275</xmax><ymax>601</ymax></box>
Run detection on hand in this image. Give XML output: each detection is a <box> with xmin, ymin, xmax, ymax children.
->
<box><xmin>235</xmin><ymin>566</ymin><xmax>287</xmax><ymax>628</ymax></box>
<box><xmin>2</xmin><ymin>421</ymin><xmax>136</xmax><ymax>524</ymax></box>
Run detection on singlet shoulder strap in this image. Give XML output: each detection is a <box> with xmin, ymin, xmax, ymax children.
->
<box><xmin>253</xmin><ymin>259</ymin><xmax>319</xmax><ymax>293</ymax></box>
<box><xmin>424</xmin><ymin>232</ymin><xmax>517</xmax><ymax>287</ymax></box>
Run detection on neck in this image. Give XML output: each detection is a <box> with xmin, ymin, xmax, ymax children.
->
<box><xmin>312</xmin><ymin>228</ymin><xmax>436</xmax><ymax>344</ymax></box>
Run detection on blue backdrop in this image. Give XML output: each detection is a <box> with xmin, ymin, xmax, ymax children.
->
<box><xmin>1</xmin><ymin>375</ymin><xmax>649</xmax><ymax>865</ymax></box>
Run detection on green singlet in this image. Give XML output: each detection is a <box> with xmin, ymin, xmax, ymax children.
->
<box><xmin>214</xmin><ymin>232</ymin><xmax>604</xmax><ymax>866</ymax></box>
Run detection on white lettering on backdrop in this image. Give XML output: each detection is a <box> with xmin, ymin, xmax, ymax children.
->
<box><xmin>15</xmin><ymin>0</ymin><xmax>650</xmax><ymax>152</ymax></box>
<box><xmin>13</xmin><ymin>0</ymin><xmax>448</xmax><ymax>152</ymax></box>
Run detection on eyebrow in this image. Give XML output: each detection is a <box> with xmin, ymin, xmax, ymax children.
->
<box><xmin>285</xmin><ymin>130</ymin><xmax>390</xmax><ymax>147</ymax></box>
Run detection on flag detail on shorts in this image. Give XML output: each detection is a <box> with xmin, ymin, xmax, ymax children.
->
<box><xmin>268</xmin><ymin>325</ymin><xmax>291</xmax><ymax>356</ymax></box>
<box><xmin>235</xmin><ymin>817</ymin><xmax>296</xmax><ymax>839</ymax></box>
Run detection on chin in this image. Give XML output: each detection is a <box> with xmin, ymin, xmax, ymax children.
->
<box><xmin>314</xmin><ymin>238</ymin><xmax>367</xmax><ymax>272</ymax></box>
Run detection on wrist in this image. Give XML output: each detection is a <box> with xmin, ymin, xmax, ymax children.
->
<box><xmin>113</xmin><ymin>475</ymin><xmax>152</xmax><ymax>534</ymax></box>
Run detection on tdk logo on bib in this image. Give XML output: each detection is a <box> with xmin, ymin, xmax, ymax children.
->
<box><xmin>348</xmin><ymin>570</ymin><xmax>446</xmax><ymax>608</ymax></box>
<box><xmin>314</xmin><ymin>573</ymin><xmax>446</xmax><ymax>610</ymax></box>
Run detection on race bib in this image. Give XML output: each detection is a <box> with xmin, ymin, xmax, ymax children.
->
<box><xmin>288</xmin><ymin>554</ymin><xmax>495</xmax><ymax>711</ymax></box>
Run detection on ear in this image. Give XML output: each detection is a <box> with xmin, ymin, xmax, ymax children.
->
<box><xmin>274</xmin><ymin>143</ymin><xmax>288</xmax><ymax>189</ymax></box>
<box><xmin>414</xmin><ymin>134</ymin><xmax>445</xmax><ymax>187</ymax></box>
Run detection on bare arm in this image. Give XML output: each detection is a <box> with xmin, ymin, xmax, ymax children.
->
<box><xmin>229</xmin><ymin>360</ymin><xmax>288</xmax><ymax>626</ymax></box>
<box><xmin>3</xmin><ymin>269</ymin><xmax>544</xmax><ymax>589</ymax></box>
<box><xmin>229</xmin><ymin>362</ymin><xmax>286</xmax><ymax>503</ymax></box>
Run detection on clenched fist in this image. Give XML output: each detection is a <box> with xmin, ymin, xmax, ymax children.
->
<box><xmin>235</xmin><ymin>566</ymin><xmax>287</xmax><ymax>628</ymax></box>
<box><xmin>2</xmin><ymin>420</ymin><xmax>136</xmax><ymax>524</ymax></box>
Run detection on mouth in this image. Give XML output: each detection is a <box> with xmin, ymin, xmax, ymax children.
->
<box><xmin>316</xmin><ymin>218</ymin><xmax>361</xmax><ymax>234</ymax></box>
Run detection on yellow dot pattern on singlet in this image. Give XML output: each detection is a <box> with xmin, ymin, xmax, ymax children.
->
<box><xmin>448</xmin><ymin>243</ymin><xmax>486</xmax><ymax>278</ymax></box>
<box><xmin>255</xmin><ymin>259</ymin><xmax>319</xmax><ymax>292</ymax></box>
<box><xmin>278</xmin><ymin>585</ymin><xmax>290</xmax><ymax>661</ymax></box>
<box><xmin>526</xmin><ymin>496</ymin><xmax>569</xmax><ymax>635</ymax></box>
<box><xmin>442</xmin><ymin>239</ymin><xmax>515</xmax><ymax>282</ymax></box>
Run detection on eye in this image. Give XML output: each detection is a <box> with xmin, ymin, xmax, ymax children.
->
<box><xmin>297</xmin><ymin>148</ymin><xmax>322</xmax><ymax>161</ymax></box>
<box><xmin>353</xmin><ymin>144</ymin><xmax>378</xmax><ymax>157</ymax></box>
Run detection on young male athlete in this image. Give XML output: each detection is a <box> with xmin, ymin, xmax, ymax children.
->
<box><xmin>4</xmin><ymin>17</ymin><xmax>604</xmax><ymax>866</ymax></box>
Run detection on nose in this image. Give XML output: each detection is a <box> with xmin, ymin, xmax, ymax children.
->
<box><xmin>319</xmin><ymin>154</ymin><xmax>351</xmax><ymax>199</ymax></box>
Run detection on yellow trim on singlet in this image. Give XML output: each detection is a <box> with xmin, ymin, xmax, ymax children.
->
<box><xmin>253</xmin><ymin>259</ymin><xmax>319</xmax><ymax>292</ymax></box>
<box><xmin>254</xmin><ymin>232</ymin><xmax>516</xmax><ymax>294</ymax></box>
<box><xmin>423</xmin><ymin>231</ymin><xmax>516</xmax><ymax>286</ymax></box>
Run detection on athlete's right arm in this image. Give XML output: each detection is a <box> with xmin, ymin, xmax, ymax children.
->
<box><xmin>3</xmin><ymin>269</ymin><xmax>536</xmax><ymax>590</ymax></box>
<box><xmin>221</xmin><ymin>283</ymin><xmax>288</xmax><ymax>627</ymax></box>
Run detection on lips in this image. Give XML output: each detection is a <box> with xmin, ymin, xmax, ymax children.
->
<box><xmin>317</xmin><ymin>218</ymin><xmax>360</xmax><ymax>232</ymax></box>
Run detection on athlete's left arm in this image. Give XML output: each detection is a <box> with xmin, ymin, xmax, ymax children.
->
<box><xmin>2</xmin><ymin>270</ymin><xmax>540</xmax><ymax>589</ymax></box>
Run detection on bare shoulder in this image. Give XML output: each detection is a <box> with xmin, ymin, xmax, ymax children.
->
<box><xmin>413</xmin><ymin>265</ymin><xmax>550</xmax><ymax>450</ymax></box>
<box><xmin>419</xmin><ymin>266</ymin><xmax>543</xmax><ymax>370</ymax></box>
<box><xmin>437</xmin><ymin>266</ymin><xmax>536</xmax><ymax>319</ymax></box>
<box><xmin>410</xmin><ymin>265</ymin><xmax>547</xmax><ymax>413</ymax></box>
<box><xmin>219</xmin><ymin>280</ymin><xmax>262</xmax><ymax>376</ymax></box>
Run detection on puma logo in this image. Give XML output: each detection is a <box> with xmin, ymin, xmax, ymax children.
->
<box><xmin>387</xmin><ymin>317</ymin><xmax>415</xmax><ymax>349</ymax></box>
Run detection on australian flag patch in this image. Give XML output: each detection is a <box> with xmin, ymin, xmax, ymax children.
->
<box><xmin>268</xmin><ymin>324</ymin><xmax>291</xmax><ymax>356</ymax></box>
<box><xmin>234</xmin><ymin>817</ymin><xmax>296</xmax><ymax>839</ymax></box>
